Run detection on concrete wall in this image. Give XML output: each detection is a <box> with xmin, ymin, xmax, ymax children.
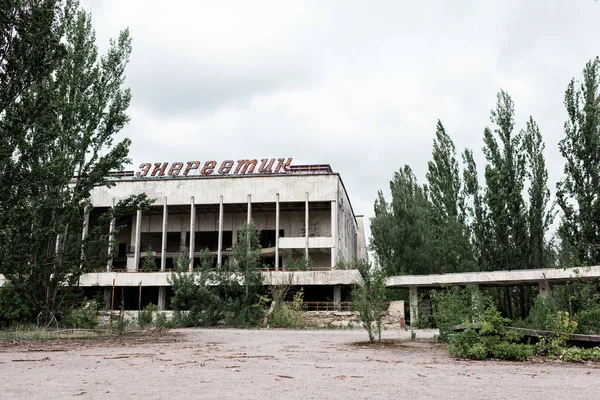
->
<box><xmin>355</xmin><ymin>216</ymin><xmax>368</xmax><ymax>262</ymax></box>
<box><xmin>337</xmin><ymin>181</ymin><xmax>358</xmax><ymax>263</ymax></box>
<box><xmin>91</xmin><ymin>174</ymin><xmax>341</xmax><ymax>207</ymax></box>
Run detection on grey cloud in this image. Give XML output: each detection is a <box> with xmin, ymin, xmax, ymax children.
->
<box><xmin>86</xmin><ymin>0</ymin><xmax>600</xmax><ymax>247</ymax></box>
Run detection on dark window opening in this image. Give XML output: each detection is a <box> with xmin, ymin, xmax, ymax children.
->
<box><xmin>187</xmin><ymin>231</ymin><xmax>233</xmax><ymax>251</ymax></box>
<box><xmin>166</xmin><ymin>232</ymin><xmax>181</xmax><ymax>252</ymax></box>
<box><xmin>117</xmin><ymin>243</ymin><xmax>127</xmax><ymax>258</ymax></box>
<box><xmin>259</xmin><ymin>230</ymin><xmax>284</xmax><ymax>249</ymax></box>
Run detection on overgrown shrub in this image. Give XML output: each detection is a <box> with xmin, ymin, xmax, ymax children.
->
<box><xmin>0</xmin><ymin>282</ymin><xmax>32</xmax><ymax>327</ymax></box>
<box><xmin>269</xmin><ymin>290</ymin><xmax>304</xmax><ymax>328</ymax></box>
<box><xmin>518</xmin><ymin>296</ymin><xmax>557</xmax><ymax>331</ymax></box>
<box><xmin>352</xmin><ymin>262</ymin><xmax>387</xmax><ymax>343</ymax></box>
<box><xmin>138</xmin><ymin>303</ymin><xmax>160</xmax><ymax>328</ymax></box>
<box><xmin>170</xmin><ymin>223</ymin><xmax>267</xmax><ymax>328</ymax></box>
<box><xmin>284</xmin><ymin>252</ymin><xmax>311</xmax><ymax>271</ymax></box>
<box><xmin>575</xmin><ymin>306</ymin><xmax>600</xmax><ymax>334</ymax></box>
<box><xmin>447</xmin><ymin>305</ymin><xmax>533</xmax><ymax>361</ymax></box>
<box><xmin>154</xmin><ymin>312</ymin><xmax>170</xmax><ymax>329</ymax></box>
<box><xmin>64</xmin><ymin>301</ymin><xmax>99</xmax><ymax>329</ymax></box>
<box><xmin>560</xmin><ymin>346</ymin><xmax>600</xmax><ymax>362</ymax></box>
<box><xmin>431</xmin><ymin>286</ymin><xmax>481</xmax><ymax>342</ymax></box>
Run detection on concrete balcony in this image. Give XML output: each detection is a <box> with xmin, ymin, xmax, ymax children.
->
<box><xmin>278</xmin><ymin>236</ymin><xmax>333</xmax><ymax>249</ymax></box>
<box><xmin>77</xmin><ymin>269</ymin><xmax>363</xmax><ymax>287</ymax></box>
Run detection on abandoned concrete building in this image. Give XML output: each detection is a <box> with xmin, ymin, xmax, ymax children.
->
<box><xmin>77</xmin><ymin>158</ymin><xmax>368</xmax><ymax>310</ymax></box>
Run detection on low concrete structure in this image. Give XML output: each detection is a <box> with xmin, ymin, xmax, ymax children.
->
<box><xmin>387</xmin><ymin>266</ymin><xmax>600</xmax><ymax>326</ymax></box>
<box><xmin>79</xmin><ymin>270</ymin><xmax>363</xmax><ymax>287</ymax></box>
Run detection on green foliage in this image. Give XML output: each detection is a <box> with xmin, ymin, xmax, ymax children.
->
<box><xmin>111</xmin><ymin>312</ymin><xmax>130</xmax><ymax>335</ymax></box>
<box><xmin>334</xmin><ymin>258</ymin><xmax>359</xmax><ymax>270</ymax></box>
<box><xmin>138</xmin><ymin>303</ymin><xmax>159</xmax><ymax>328</ymax></box>
<box><xmin>269</xmin><ymin>290</ymin><xmax>305</xmax><ymax>328</ymax></box>
<box><xmin>518</xmin><ymin>296</ymin><xmax>557</xmax><ymax>331</ymax></box>
<box><xmin>431</xmin><ymin>286</ymin><xmax>481</xmax><ymax>342</ymax></box>
<box><xmin>426</xmin><ymin>121</ymin><xmax>476</xmax><ymax>273</ymax></box>
<box><xmin>553</xmin><ymin>311</ymin><xmax>578</xmax><ymax>348</ymax></box>
<box><xmin>557</xmin><ymin>57</ymin><xmax>600</xmax><ymax>265</ymax></box>
<box><xmin>64</xmin><ymin>300</ymin><xmax>99</xmax><ymax>329</ymax></box>
<box><xmin>352</xmin><ymin>262</ymin><xmax>387</xmax><ymax>343</ymax></box>
<box><xmin>0</xmin><ymin>0</ymin><xmax>152</xmax><ymax>324</ymax></box>
<box><xmin>0</xmin><ymin>282</ymin><xmax>32</xmax><ymax>327</ymax></box>
<box><xmin>284</xmin><ymin>252</ymin><xmax>310</xmax><ymax>271</ymax></box>
<box><xmin>575</xmin><ymin>306</ymin><xmax>600</xmax><ymax>334</ymax></box>
<box><xmin>154</xmin><ymin>312</ymin><xmax>170</xmax><ymax>329</ymax></box>
<box><xmin>560</xmin><ymin>346</ymin><xmax>600</xmax><ymax>362</ymax></box>
<box><xmin>141</xmin><ymin>247</ymin><xmax>158</xmax><ymax>272</ymax></box>
<box><xmin>370</xmin><ymin>166</ymin><xmax>436</xmax><ymax>276</ymax></box>
<box><xmin>170</xmin><ymin>223</ymin><xmax>266</xmax><ymax>328</ymax></box>
<box><xmin>447</xmin><ymin>305</ymin><xmax>534</xmax><ymax>361</ymax></box>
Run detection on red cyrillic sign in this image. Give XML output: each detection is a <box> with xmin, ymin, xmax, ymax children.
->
<box><xmin>136</xmin><ymin>158</ymin><xmax>293</xmax><ymax>177</ymax></box>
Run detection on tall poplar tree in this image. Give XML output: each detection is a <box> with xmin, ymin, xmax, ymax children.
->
<box><xmin>426</xmin><ymin>121</ymin><xmax>474</xmax><ymax>272</ymax></box>
<box><xmin>523</xmin><ymin>117</ymin><xmax>553</xmax><ymax>269</ymax></box>
<box><xmin>0</xmin><ymin>0</ymin><xmax>150</xmax><ymax>324</ymax></box>
<box><xmin>370</xmin><ymin>166</ymin><xmax>434</xmax><ymax>276</ymax></box>
<box><xmin>481</xmin><ymin>90</ymin><xmax>528</xmax><ymax>272</ymax></box>
<box><xmin>557</xmin><ymin>57</ymin><xmax>600</xmax><ymax>265</ymax></box>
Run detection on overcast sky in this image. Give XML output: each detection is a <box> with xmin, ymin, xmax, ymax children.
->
<box><xmin>84</xmin><ymin>0</ymin><xmax>599</xmax><ymax>242</ymax></box>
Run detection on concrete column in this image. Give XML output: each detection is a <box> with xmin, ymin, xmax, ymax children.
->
<box><xmin>471</xmin><ymin>284</ymin><xmax>483</xmax><ymax>322</ymax></box>
<box><xmin>409</xmin><ymin>286</ymin><xmax>419</xmax><ymax>327</ymax></box>
<box><xmin>305</xmin><ymin>192</ymin><xmax>309</xmax><ymax>259</ymax></box>
<box><xmin>161</xmin><ymin>197</ymin><xmax>168</xmax><ymax>271</ymax></box>
<box><xmin>81</xmin><ymin>205</ymin><xmax>90</xmax><ymax>241</ymax></box>
<box><xmin>158</xmin><ymin>287</ymin><xmax>167</xmax><ymax>310</ymax></box>
<box><xmin>134</xmin><ymin>208</ymin><xmax>142</xmax><ymax>271</ymax></box>
<box><xmin>331</xmin><ymin>200</ymin><xmax>337</xmax><ymax>269</ymax></box>
<box><xmin>188</xmin><ymin>197</ymin><xmax>195</xmax><ymax>272</ymax></box>
<box><xmin>247</xmin><ymin>194</ymin><xmax>252</xmax><ymax>224</ymax></box>
<box><xmin>538</xmin><ymin>280</ymin><xmax>551</xmax><ymax>298</ymax></box>
<box><xmin>333</xmin><ymin>285</ymin><xmax>342</xmax><ymax>310</ymax></box>
<box><xmin>275</xmin><ymin>193</ymin><xmax>280</xmax><ymax>270</ymax></box>
<box><xmin>107</xmin><ymin>198</ymin><xmax>116</xmax><ymax>272</ymax></box>
<box><xmin>217</xmin><ymin>195</ymin><xmax>224</xmax><ymax>268</ymax></box>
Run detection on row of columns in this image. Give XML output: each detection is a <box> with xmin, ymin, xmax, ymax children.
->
<box><xmin>105</xmin><ymin>194</ymin><xmax>339</xmax><ymax>272</ymax></box>
<box><xmin>408</xmin><ymin>280</ymin><xmax>553</xmax><ymax>327</ymax></box>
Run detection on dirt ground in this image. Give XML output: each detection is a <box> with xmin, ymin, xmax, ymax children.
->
<box><xmin>0</xmin><ymin>328</ymin><xmax>598</xmax><ymax>399</ymax></box>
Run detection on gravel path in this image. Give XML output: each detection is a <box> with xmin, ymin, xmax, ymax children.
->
<box><xmin>0</xmin><ymin>328</ymin><xmax>598</xmax><ymax>399</ymax></box>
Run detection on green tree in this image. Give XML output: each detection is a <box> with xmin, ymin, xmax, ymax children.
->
<box><xmin>426</xmin><ymin>121</ymin><xmax>475</xmax><ymax>273</ymax></box>
<box><xmin>482</xmin><ymin>90</ymin><xmax>528</xmax><ymax>273</ymax></box>
<box><xmin>224</xmin><ymin>222</ymin><xmax>266</xmax><ymax>326</ymax></box>
<box><xmin>462</xmin><ymin>148</ymin><xmax>491</xmax><ymax>270</ymax></box>
<box><xmin>170</xmin><ymin>224</ymin><xmax>266</xmax><ymax>327</ymax></box>
<box><xmin>557</xmin><ymin>57</ymin><xmax>600</xmax><ymax>265</ymax></box>
<box><xmin>370</xmin><ymin>166</ymin><xmax>434</xmax><ymax>276</ymax></box>
<box><xmin>523</xmin><ymin>117</ymin><xmax>553</xmax><ymax>269</ymax></box>
<box><xmin>352</xmin><ymin>262</ymin><xmax>387</xmax><ymax>343</ymax></box>
<box><xmin>141</xmin><ymin>246</ymin><xmax>157</xmax><ymax>272</ymax></box>
<box><xmin>0</xmin><ymin>1</ymin><xmax>148</xmax><ymax>325</ymax></box>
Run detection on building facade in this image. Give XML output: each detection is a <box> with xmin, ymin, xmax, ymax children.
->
<box><xmin>79</xmin><ymin>159</ymin><xmax>368</xmax><ymax>310</ymax></box>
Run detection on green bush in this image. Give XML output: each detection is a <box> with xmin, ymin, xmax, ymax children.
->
<box><xmin>491</xmin><ymin>342</ymin><xmax>534</xmax><ymax>361</ymax></box>
<box><xmin>0</xmin><ymin>282</ymin><xmax>32</xmax><ymax>327</ymax></box>
<box><xmin>447</xmin><ymin>305</ymin><xmax>534</xmax><ymax>361</ymax></box>
<box><xmin>575</xmin><ymin>306</ymin><xmax>600</xmax><ymax>334</ymax></box>
<box><xmin>431</xmin><ymin>286</ymin><xmax>480</xmax><ymax>342</ymax></box>
<box><xmin>561</xmin><ymin>346</ymin><xmax>600</xmax><ymax>362</ymax></box>
<box><xmin>64</xmin><ymin>301</ymin><xmax>99</xmax><ymax>329</ymax></box>
<box><xmin>518</xmin><ymin>296</ymin><xmax>557</xmax><ymax>331</ymax></box>
<box><xmin>154</xmin><ymin>312</ymin><xmax>171</xmax><ymax>329</ymax></box>
<box><xmin>138</xmin><ymin>304</ymin><xmax>160</xmax><ymax>328</ymax></box>
<box><xmin>269</xmin><ymin>291</ymin><xmax>304</xmax><ymax>328</ymax></box>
